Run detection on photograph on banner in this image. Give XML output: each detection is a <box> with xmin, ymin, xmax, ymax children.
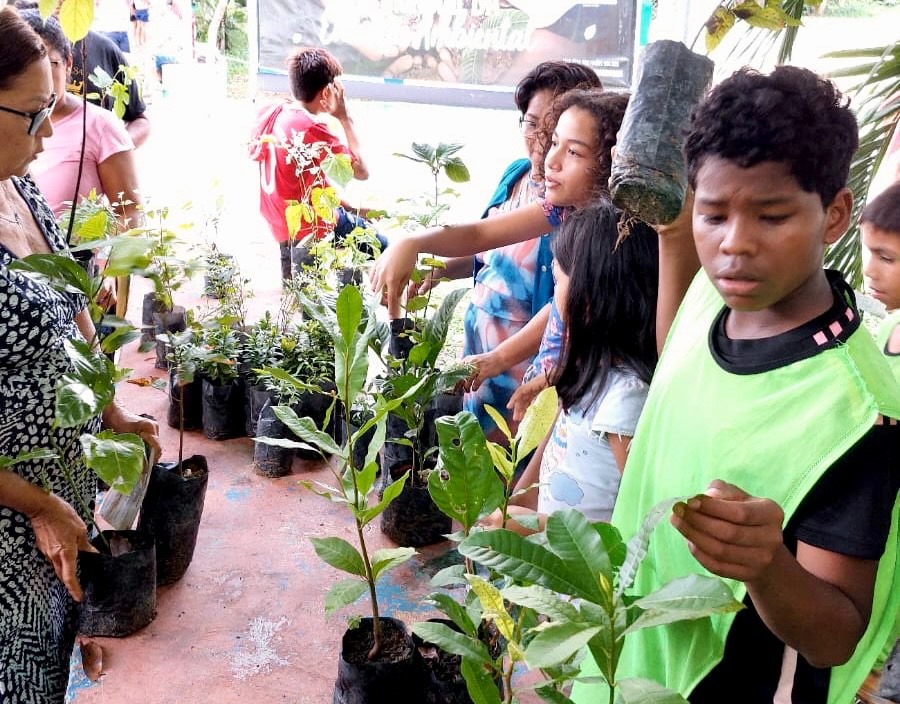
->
<box><xmin>257</xmin><ymin>1</ymin><xmax>638</xmax><ymax>92</ymax></box>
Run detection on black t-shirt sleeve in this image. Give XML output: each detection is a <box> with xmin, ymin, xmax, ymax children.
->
<box><xmin>788</xmin><ymin>423</ymin><xmax>900</xmax><ymax>560</ymax></box>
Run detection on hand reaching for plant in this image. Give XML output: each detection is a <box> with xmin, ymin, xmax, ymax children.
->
<box><xmin>507</xmin><ymin>373</ymin><xmax>549</xmax><ymax>422</ymax></box>
<box><xmin>461</xmin><ymin>351</ymin><xmax>506</xmax><ymax>392</ymax></box>
<box><xmin>101</xmin><ymin>402</ymin><xmax>162</xmax><ymax>462</ymax></box>
<box><xmin>670</xmin><ymin>479</ymin><xmax>785</xmax><ymax>583</ymax></box>
<box><xmin>370</xmin><ymin>237</ymin><xmax>420</xmax><ymax>319</ymax></box>
<box><xmin>29</xmin><ymin>492</ymin><xmax>96</xmax><ymax>601</ymax></box>
<box><xmin>95</xmin><ymin>277</ymin><xmax>117</xmax><ymax>310</ymax></box>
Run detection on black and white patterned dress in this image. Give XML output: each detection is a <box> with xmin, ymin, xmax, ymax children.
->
<box><xmin>0</xmin><ymin>176</ymin><xmax>98</xmax><ymax>703</ymax></box>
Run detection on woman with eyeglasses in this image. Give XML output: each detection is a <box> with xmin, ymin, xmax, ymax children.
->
<box><xmin>0</xmin><ymin>8</ymin><xmax>158</xmax><ymax>700</ymax></box>
<box><xmin>408</xmin><ymin>61</ymin><xmax>601</xmax><ymax>443</ymax></box>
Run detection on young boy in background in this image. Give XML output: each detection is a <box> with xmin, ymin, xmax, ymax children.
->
<box><xmin>572</xmin><ymin>66</ymin><xmax>900</xmax><ymax>704</ymax></box>
<box><xmin>861</xmin><ymin>180</ymin><xmax>900</xmax><ymax>701</ymax></box>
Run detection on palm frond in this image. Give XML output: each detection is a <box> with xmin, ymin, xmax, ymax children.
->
<box><xmin>825</xmin><ymin>42</ymin><xmax>900</xmax><ymax>287</ymax></box>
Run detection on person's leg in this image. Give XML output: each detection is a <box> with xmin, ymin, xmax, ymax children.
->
<box><xmin>279</xmin><ymin>241</ymin><xmax>292</xmax><ymax>281</ymax></box>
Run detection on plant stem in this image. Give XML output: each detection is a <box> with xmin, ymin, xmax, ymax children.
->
<box><xmin>178</xmin><ymin>380</ymin><xmax>185</xmax><ymax>469</ymax></box>
<box><xmin>53</xmin><ymin>448</ymin><xmax>108</xmax><ymax>553</ymax></box>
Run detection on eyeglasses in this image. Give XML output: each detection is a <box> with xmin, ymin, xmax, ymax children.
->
<box><xmin>0</xmin><ymin>94</ymin><xmax>57</xmax><ymax>136</ymax></box>
<box><xmin>518</xmin><ymin>115</ymin><xmax>539</xmax><ymax>134</ymax></box>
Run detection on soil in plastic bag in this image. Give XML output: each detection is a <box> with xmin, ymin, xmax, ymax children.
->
<box><xmin>141</xmin><ymin>292</ymin><xmax>166</xmax><ymax>345</ymax></box>
<box><xmin>380</xmin><ymin>462</ymin><xmax>450</xmax><ymax>548</ymax></box>
<box><xmin>201</xmin><ymin>377</ymin><xmax>245</xmax><ymax>440</ymax></box>
<box><xmin>245</xmin><ymin>383</ymin><xmax>275</xmax><ymax>438</ymax></box>
<box><xmin>610</xmin><ymin>40</ymin><xmax>714</xmax><ymax>225</ymax></box>
<box><xmin>167</xmin><ymin>370</ymin><xmax>203</xmax><ymax>431</ymax></box>
<box><xmin>78</xmin><ymin>530</ymin><xmax>157</xmax><ymax>637</ymax></box>
<box><xmin>253</xmin><ymin>400</ymin><xmax>293</xmax><ymax>477</ymax></box>
<box><xmin>333</xmin><ymin>617</ymin><xmax>427</xmax><ymax>704</ymax></box>
<box><xmin>388</xmin><ymin>318</ymin><xmax>417</xmax><ymax>360</ymax></box>
<box><xmin>383</xmin><ymin>412</ymin><xmax>414</xmax><ymax>471</ymax></box>
<box><xmin>152</xmin><ymin>306</ymin><xmax>187</xmax><ymax>370</ymax></box>
<box><xmin>139</xmin><ymin>456</ymin><xmax>209</xmax><ymax>585</ymax></box>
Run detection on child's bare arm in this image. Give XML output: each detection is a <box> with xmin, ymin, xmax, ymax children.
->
<box><xmin>671</xmin><ymin>480</ymin><xmax>876</xmax><ymax>667</ymax></box>
<box><xmin>654</xmin><ymin>191</ymin><xmax>700</xmax><ymax>354</ymax></box>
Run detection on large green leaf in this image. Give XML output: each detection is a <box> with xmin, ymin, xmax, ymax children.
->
<box><xmin>501</xmin><ymin>584</ymin><xmax>580</xmax><ymax>623</ymax></box>
<box><xmin>460</xmin><ymin>658</ymin><xmax>503</xmax><ymax>704</ymax></box>
<box><xmin>515</xmin><ymin>386</ymin><xmax>558</xmax><ymax>460</ymax></box>
<box><xmin>324</xmin><ymin>578</ymin><xmax>368</xmax><ymax>615</ymax></box>
<box><xmin>467</xmin><ymin>575</ymin><xmax>516</xmax><ymax>642</ymax></box>
<box><xmin>410</xmin><ymin>621</ymin><xmax>491</xmax><ymax>664</ymax></box>
<box><xmin>431</xmin><ymin>564</ymin><xmax>467</xmax><ymax>588</ymax></box>
<box><xmin>310</xmin><ymin>536</ymin><xmax>366</xmax><ymax>578</ymax></box>
<box><xmin>102</xmin><ymin>236</ymin><xmax>155</xmax><ymax>276</ymax></box>
<box><xmin>421</xmin><ymin>287</ymin><xmax>468</xmax><ymax>366</ymax></box>
<box><xmin>58</xmin><ymin>0</ymin><xmax>94</xmax><ymax>41</ymax></box>
<box><xmin>615</xmin><ymin>678</ymin><xmax>689</xmax><ymax>704</ymax></box>
<box><xmin>370</xmin><ymin>547</ymin><xmax>416</xmax><ymax>582</ymax></box>
<box><xmin>459</xmin><ymin>530</ymin><xmax>605</xmax><ymax>603</ymax></box>
<box><xmin>444</xmin><ymin>157</ymin><xmax>471</xmax><ymax>184</ymax></box>
<box><xmin>430</xmin><ymin>412</ymin><xmax>504</xmax><ymax>530</ymax></box>
<box><xmin>10</xmin><ymin>253</ymin><xmax>93</xmax><ymax>297</ymax></box>
<box><xmin>545</xmin><ymin>510</ymin><xmax>613</xmax><ymax>600</ymax></box>
<box><xmin>335</xmin><ymin>284</ymin><xmax>363</xmax><ymax>350</ymax></box>
<box><xmin>0</xmin><ymin>449</ymin><xmax>58</xmax><ymax>468</ymax></box>
<box><xmin>524</xmin><ymin>621</ymin><xmax>602</xmax><ymax>669</ymax></box>
<box><xmin>622</xmin><ymin>574</ymin><xmax>743</xmax><ymax>636</ymax></box>
<box><xmin>79</xmin><ymin>431</ymin><xmax>143</xmax><ymax>494</ymax></box>
<box><xmin>272</xmin><ymin>407</ymin><xmax>341</xmax><ymax>456</ymax></box>
<box><xmin>535</xmin><ymin>686</ymin><xmax>576</xmax><ymax>704</ymax></box>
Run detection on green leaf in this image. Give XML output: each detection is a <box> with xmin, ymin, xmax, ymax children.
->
<box><xmin>461</xmin><ymin>658</ymin><xmax>503</xmax><ymax>704</ymax></box>
<box><xmin>58</xmin><ymin>0</ymin><xmax>93</xmax><ymax>41</ymax></box>
<box><xmin>486</xmin><ymin>441</ymin><xmax>515</xmax><ymax>483</ymax></box>
<box><xmin>102</xmin><ymin>236</ymin><xmax>155</xmax><ymax>276</ymax></box>
<box><xmin>324</xmin><ymin>578</ymin><xmax>368</xmax><ymax>615</ymax></box>
<box><xmin>430</xmin><ymin>412</ymin><xmax>504</xmax><ymax>530</ymax></box>
<box><xmin>467</xmin><ymin>575</ymin><xmax>516</xmax><ymax>641</ymax></box>
<box><xmin>459</xmin><ymin>529</ymin><xmax>606</xmax><ymax>603</ymax></box>
<box><xmin>425</xmin><ymin>592</ymin><xmax>477</xmax><ymax>637</ymax></box>
<box><xmin>483</xmin><ymin>404</ymin><xmax>512</xmax><ymax>442</ymax></box>
<box><xmin>10</xmin><ymin>253</ymin><xmax>93</xmax><ymax>297</ymax></box>
<box><xmin>421</xmin><ymin>287</ymin><xmax>468</xmax><ymax>366</ymax></box>
<box><xmin>272</xmin><ymin>407</ymin><xmax>341</xmax><ymax>456</ymax></box>
<box><xmin>79</xmin><ymin>431</ymin><xmax>143</xmax><ymax>493</ymax></box>
<box><xmin>431</xmin><ymin>564</ymin><xmax>467</xmax><ymax>588</ymax></box>
<box><xmin>501</xmin><ymin>584</ymin><xmax>580</xmax><ymax>622</ymax></box>
<box><xmin>99</xmin><ymin>325</ymin><xmax>140</xmax><ymax>355</ymax></box>
<box><xmin>358</xmin><ymin>469</ymin><xmax>408</xmax><ymax>525</ymax></box>
<box><xmin>435</xmin><ymin>142</ymin><xmax>464</xmax><ymax>159</ymax></box>
<box><xmin>410</xmin><ymin>622</ymin><xmax>490</xmax><ymax>664</ymax></box>
<box><xmin>615</xmin><ymin>678</ymin><xmax>689</xmax><ymax>704</ymax></box>
<box><xmin>444</xmin><ymin>157</ymin><xmax>471</xmax><ymax>183</ymax></box>
<box><xmin>545</xmin><ymin>510</ymin><xmax>613</xmax><ymax>599</ymax></box>
<box><xmin>0</xmin><ymin>449</ymin><xmax>58</xmax><ymax>468</ymax></box>
<box><xmin>524</xmin><ymin>622</ymin><xmax>602</xmax><ymax>669</ymax></box>
<box><xmin>536</xmin><ymin>686</ymin><xmax>576</xmax><ymax>704</ymax></box>
<box><xmin>322</xmin><ymin>152</ymin><xmax>354</xmax><ymax>188</ymax></box>
<box><xmin>731</xmin><ymin>1</ymin><xmax>796</xmax><ymax>30</ymax></box>
<box><xmin>411</xmin><ymin>142</ymin><xmax>437</xmax><ymax>163</ymax></box>
<box><xmin>515</xmin><ymin>386</ymin><xmax>558</xmax><ymax>460</ymax></box>
<box><xmin>622</xmin><ymin>574</ymin><xmax>743</xmax><ymax>636</ymax></box>
<box><xmin>594</xmin><ymin>523</ymin><xmax>627</xmax><ymax>570</ymax></box>
<box><xmin>336</xmin><ymin>283</ymin><xmax>363</xmax><ymax>349</ymax></box>
<box><xmin>370</xmin><ymin>547</ymin><xmax>416</xmax><ymax>582</ymax></box>
<box><xmin>310</xmin><ymin>536</ymin><xmax>366</xmax><ymax>578</ymax></box>
<box><xmin>354</xmin><ymin>460</ymin><xmax>378</xmax><ymax>500</ymax></box>
<box><xmin>617</xmin><ymin>497</ymin><xmax>682</xmax><ymax>598</ymax></box>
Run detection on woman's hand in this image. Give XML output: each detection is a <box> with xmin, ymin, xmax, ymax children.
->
<box><xmin>461</xmin><ymin>351</ymin><xmax>506</xmax><ymax>392</ymax></box>
<box><xmin>29</xmin><ymin>492</ymin><xmax>96</xmax><ymax>601</ymax></box>
<box><xmin>370</xmin><ymin>237</ymin><xmax>420</xmax><ymax>318</ymax></box>
<box><xmin>101</xmin><ymin>403</ymin><xmax>161</xmax><ymax>461</ymax></box>
<box><xmin>406</xmin><ymin>267</ymin><xmax>440</xmax><ymax>300</ymax></box>
<box><xmin>95</xmin><ymin>277</ymin><xmax>117</xmax><ymax>310</ymax></box>
<box><xmin>507</xmin><ymin>373</ymin><xmax>549</xmax><ymax>422</ymax></box>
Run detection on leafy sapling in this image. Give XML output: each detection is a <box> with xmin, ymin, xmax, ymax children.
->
<box><xmin>255</xmin><ymin>285</ymin><xmax>427</xmax><ymax>659</ymax></box>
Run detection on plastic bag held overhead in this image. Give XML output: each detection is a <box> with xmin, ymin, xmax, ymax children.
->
<box><xmin>610</xmin><ymin>40</ymin><xmax>714</xmax><ymax>225</ymax></box>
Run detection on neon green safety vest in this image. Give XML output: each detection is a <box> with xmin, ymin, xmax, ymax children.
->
<box><xmin>572</xmin><ymin>273</ymin><xmax>900</xmax><ymax>704</ymax></box>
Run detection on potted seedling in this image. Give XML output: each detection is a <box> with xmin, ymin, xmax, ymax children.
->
<box><xmin>256</xmin><ymin>285</ymin><xmax>431</xmax><ymax>703</ymax></box>
<box><xmin>137</xmin><ymin>205</ymin><xmax>203</xmax><ymax>368</ymax></box>
<box><xmin>406</xmin><ymin>389</ymin><xmax>558</xmax><ymax>702</ymax></box>
<box><xmin>203</xmin><ymin>243</ymin><xmax>237</xmax><ymax>299</ymax></box>
<box><xmin>196</xmin><ymin>316</ymin><xmax>245</xmax><ymax>440</ymax></box>
<box><xmin>392</xmin><ymin>142</ymin><xmax>471</xmax><ymax>230</ymax></box>
<box><xmin>240</xmin><ymin>310</ymin><xmax>284</xmax><ymax>437</ymax></box>
<box><xmin>378</xmin><ymin>285</ymin><xmax>471</xmax><ymax>547</ymax></box>
<box><xmin>413</xmin><ymin>502</ymin><xmax>744</xmax><ymax>704</ymax></box>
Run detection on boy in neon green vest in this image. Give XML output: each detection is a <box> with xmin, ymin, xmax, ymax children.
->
<box><xmin>861</xmin><ymin>180</ymin><xmax>900</xmax><ymax>696</ymax></box>
<box><xmin>572</xmin><ymin>66</ymin><xmax>900</xmax><ymax>704</ymax></box>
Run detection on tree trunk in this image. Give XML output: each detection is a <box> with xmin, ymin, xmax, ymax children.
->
<box><xmin>205</xmin><ymin>0</ymin><xmax>229</xmax><ymax>57</ymax></box>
